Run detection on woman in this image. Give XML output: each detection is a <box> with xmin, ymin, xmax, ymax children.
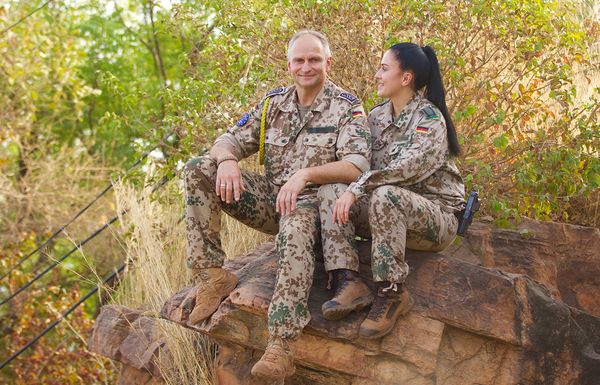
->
<box><xmin>318</xmin><ymin>43</ymin><xmax>465</xmax><ymax>339</ymax></box>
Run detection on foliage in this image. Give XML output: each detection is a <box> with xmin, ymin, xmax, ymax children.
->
<box><xmin>0</xmin><ymin>0</ymin><xmax>598</xmax><ymax>383</ymax></box>
<box><xmin>0</xmin><ymin>235</ymin><xmax>117</xmax><ymax>384</ymax></box>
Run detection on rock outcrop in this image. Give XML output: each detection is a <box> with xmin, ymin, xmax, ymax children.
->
<box><xmin>89</xmin><ymin>218</ymin><xmax>600</xmax><ymax>384</ymax></box>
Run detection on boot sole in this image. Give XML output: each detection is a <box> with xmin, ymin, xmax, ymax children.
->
<box><xmin>359</xmin><ymin>296</ymin><xmax>415</xmax><ymax>340</ymax></box>
<box><xmin>322</xmin><ymin>294</ymin><xmax>374</xmax><ymax>321</ymax></box>
<box><xmin>251</xmin><ymin>365</ymin><xmax>296</xmax><ymax>379</ymax></box>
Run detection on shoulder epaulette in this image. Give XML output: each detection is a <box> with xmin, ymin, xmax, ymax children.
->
<box><xmin>337</xmin><ymin>92</ymin><xmax>360</xmax><ymax>105</ymax></box>
<box><xmin>266</xmin><ymin>87</ymin><xmax>287</xmax><ymax>97</ymax></box>
<box><xmin>421</xmin><ymin>105</ymin><xmax>439</xmax><ymax>120</ymax></box>
<box><xmin>369</xmin><ymin>100</ymin><xmax>389</xmax><ymax>112</ymax></box>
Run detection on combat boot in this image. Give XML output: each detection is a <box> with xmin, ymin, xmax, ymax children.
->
<box><xmin>251</xmin><ymin>336</ymin><xmax>296</xmax><ymax>379</ymax></box>
<box><xmin>358</xmin><ymin>282</ymin><xmax>413</xmax><ymax>339</ymax></box>
<box><xmin>188</xmin><ymin>267</ymin><xmax>239</xmax><ymax>324</ymax></box>
<box><xmin>322</xmin><ymin>269</ymin><xmax>374</xmax><ymax>320</ymax></box>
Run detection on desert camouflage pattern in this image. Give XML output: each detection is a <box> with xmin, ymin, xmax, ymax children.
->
<box><xmin>319</xmin><ymin>95</ymin><xmax>464</xmax><ymax>283</ymax></box>
<box><xmin>348</xmin><ymin>95</ymin><xmax>464</xmax><ymax>213</ymax></box>
<box><xmin>214</xmin><ymin>80</ymin><xmax>371</xmax><ymax>184</ymax></box>
<box><xmin>319</xmin><ymin>182</ymin><xmax>458</xmax><ymax>283</ymax></box>
<box><xmin>185</xmin><ymin>81</ymin><xmax>370</xmax><ymax>338</ymax></box>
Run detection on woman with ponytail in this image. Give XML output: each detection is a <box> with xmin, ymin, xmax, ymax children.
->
<box><xmin>318</xmin><ymin>43</ymin><xmax>465</xmax><ymax>339</ymax></box>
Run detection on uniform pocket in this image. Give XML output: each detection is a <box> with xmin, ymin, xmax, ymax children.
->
<box><xmin>264</xmin><ymin>131</ymin><xmax>290</xmax><ymax>183</ymax></box>
<box><xmin>303</xmin><ymin>133</ymin><xmax>337</xmax><ymax>148</ymax></box>
<box><xmin>390</xmin><ymin>134</ymin><xmax>416</xmax><ymax>156</ymax></box>
<box><xmin>301</xmin><ymin>133</ymin><xmax>337</xmax><ymax>168</ymax></box>
<box><xmin>265</xmin><ymin>131</ymin><xmax>290</xmax><ymax>147</ymax></box>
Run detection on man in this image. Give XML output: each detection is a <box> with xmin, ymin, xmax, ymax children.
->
<box><xmin>183</xmin><ymin>30</ymin><xmax>372</xmax><ymax>379</ymax></box>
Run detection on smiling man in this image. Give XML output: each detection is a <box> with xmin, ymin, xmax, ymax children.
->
<box><xmin>183</xmin><ymin>30</ymin><xmax>371</xmax><ymax>379</ymax></box>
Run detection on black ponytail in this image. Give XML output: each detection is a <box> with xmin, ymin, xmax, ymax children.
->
<box><xmin>389</xmin><ymin>43</ymin><xmax>460</xmax><ymax>156</ymax></box>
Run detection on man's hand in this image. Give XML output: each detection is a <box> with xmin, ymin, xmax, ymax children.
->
<box><xmin>216</xmin><ymin>160</ymin><xmax>245</xmax><ymax>203</ymax></box>
<box><xmin>276</xmin><ymin>169</ymin><xmax>310</xmax><ymax>217</ymax></box>
<box><xmin>333</xmin><ymin>191</ymin><xmax>357</xmax><ymax>225</ymax></box>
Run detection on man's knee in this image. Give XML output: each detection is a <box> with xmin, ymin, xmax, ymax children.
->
<box><xmin>184</xmin><ymin>155</ymin><xmax>216</xmax><ymax>191</ymax></box>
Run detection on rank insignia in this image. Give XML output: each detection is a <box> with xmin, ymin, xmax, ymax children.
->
<box><xmin>338</xmin><ymin>92</ymin><xmax>359</xmax><ymax>104</ymax></box>
<box><xmin>237</xmin><ymin>113</ymin><xmax>250</xmax><ymax>127</ymax></box>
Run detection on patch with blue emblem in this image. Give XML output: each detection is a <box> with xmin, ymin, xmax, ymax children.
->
<box><xmin>266</xmin><ymin>87</ymin><xmax>287</xmax><ymax>97</ymax></box>
<box><xmin>338</xmin><ymin>92</ymin><xmax>359</xmax><ymax>104</ymax></box>
<box><xmin>421</xmin><ymin>106</ymin><xmax>439</xmax><ymax>119</ymax></box>
<box><xmin>237</xmin><ymin>112</ymin><xmax>250</xmax><ymax>127</ymax></box>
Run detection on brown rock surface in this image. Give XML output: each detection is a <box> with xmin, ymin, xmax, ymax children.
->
<box><xmin>88</xmin><ymin>305</ymin><xmax>165</xmax><ymax>381</ymax></box>
<box><xmin>444</xmin><ymin>217</ymin><xmax>600</xmax><ymax>317</ymax></box>
<box><xmin>90</xmin><ymin>220</ymin><xmax>600</xmax><ymax>385</ymax></box>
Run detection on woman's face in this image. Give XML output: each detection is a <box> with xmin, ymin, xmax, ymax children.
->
<box><xmin>375</xmin><ymin>49</ymin><xmax>412</xmax><ymax>98</ymax></box>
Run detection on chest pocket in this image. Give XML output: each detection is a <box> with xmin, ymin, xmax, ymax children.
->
<box><xmin>389</xmin><ymin>134</ymin><xmax>414</xmax><ymax>155</ymax></box>
<box><xmin>302</xmin><ymin>133</ymin><xmax>338</xmax><ymax>168</ymax></box>
<box><xmin>264</xmin><ymin>131</ymin><xmax>291</xmax><ymax>182</ymax></box>
<box><xmin>303</xmin><ymin>133</ymin><xmax>337</xmax><ymax>148</ymax></box>
<box><xmin>265</xmin><ymin>128</ymin><xmax>290</xmax><ymax>146</ymax></box>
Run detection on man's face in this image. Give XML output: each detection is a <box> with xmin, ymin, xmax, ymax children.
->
<box><xmin>287</xmin><ymin>35</ymin><xmax>332</xmax><ymax>92</ymax></box>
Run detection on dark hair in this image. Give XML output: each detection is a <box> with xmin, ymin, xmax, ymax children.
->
<box><xmin>388</xmin><ymin>43</ymin><xmax>460</xmax><ymax>156</ymax></box>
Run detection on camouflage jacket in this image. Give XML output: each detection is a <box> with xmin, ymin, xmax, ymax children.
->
<box><xmin>347</xmin><ymin>95</ymin><xmax>465</xmax><ymax>213</ymax></box>
<box><xmin>213</xmin><ymin>80</ymin><xmax>371</xmax><ymax>188</ymax></box>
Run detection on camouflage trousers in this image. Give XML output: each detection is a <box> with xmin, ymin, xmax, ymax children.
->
<box><xmin>318</xmin><ymin>183</ymin><xmax>458</xmax><ymax>283</ymax></box>
<box><xmin>184</xmin><ymin>156</ymin><xmax>320</xmax><ymax>339</ymax></box>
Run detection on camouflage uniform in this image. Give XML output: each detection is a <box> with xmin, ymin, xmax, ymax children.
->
<box><xmin>319</xmin><ymin>95</ymin><xmax>464</xmax><ymax>283</ymax></box>
<box><xmin>185</xmin><ymin>80</ymin><xmax>370</xmax><ymax>339</ymax></box>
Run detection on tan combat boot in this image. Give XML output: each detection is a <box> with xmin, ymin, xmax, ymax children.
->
<box><xmin>322</xmin><ymin>269</ymin><xmax>374</xmax><ymax>321</ymax></box>
<box><xmin>358</xmin><ymin>282</ymin><xmax>414</xmax><ymax>339</ymax></box>
<box><xmin>251</xmin><ymin>336</ymin><xmax>296</xmax><ymax>379</ymax></box>
<box><xmin>187</xmin><ymin>267</ymin><xmax>239</xmax><ymax>324</ymax></box>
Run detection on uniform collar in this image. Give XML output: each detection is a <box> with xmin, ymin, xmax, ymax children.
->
<box><xmin>277</xmin><ymin>80</ymin><xmax>333</xmax><ymax>113</ymax></box>
<box><xmin>375</xmin><ymin>94</ymin><xmax>424</xmax><ymax>129</ymax></box>
<box><xmin>392</xmin><ymin>94</ymin><xmax>423</xmax><ymax>126</ymax></box>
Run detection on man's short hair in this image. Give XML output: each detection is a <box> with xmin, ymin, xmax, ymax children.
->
<box><xmin>287</xmin><ymin>30</ymin><xmax>332</xmax><ymax>60</ymax></box>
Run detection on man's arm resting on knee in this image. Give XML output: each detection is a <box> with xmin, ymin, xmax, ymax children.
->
<box><xmin>210</xmin><ymin>143</ymin><xmax>245</xmax><ymax>203</ymax></box>
<box><xmin>276</xmin><ymin>160</ymin><xmax>362</xmax><ymax>216</ymax></box>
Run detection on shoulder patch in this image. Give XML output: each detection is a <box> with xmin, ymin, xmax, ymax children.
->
<box><xmin>421</xmin><ymin>106</ymin><xmax>439</xmax><ymax>119</ymax></box>
<box><xmin>338</xmin><ymin>92</ymin><xmax>359</xmax><ymax>105</ymax></box>
<box><xmin>236</xmin><ymin>112</ymin><xmax>250</xmax><ymax>127</ymax></box>
<box><xmin>266</xmin><ymin>87</ymin><xmax>287</xmax><ymax>97</ymax></box>
<box><xmin>369</xmin><ymin>100</ymin><xmax>389</xmax><ymax>112</ymax></box>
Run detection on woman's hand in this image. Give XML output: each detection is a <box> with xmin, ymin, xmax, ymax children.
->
<box><xmin>333</xmin><ymin>191</ymin><xmax>357</xmax><ymax>225</ymax></box>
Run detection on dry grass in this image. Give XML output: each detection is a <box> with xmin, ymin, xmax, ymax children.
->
<box><xmin>0</xmin><ymin>143</ymin><xmax>123</xmax><ymax>266</ymax></box>
<box><xmin>108</xmin><ymin>157</ymin><xmax>272</xmax><ymax>385</ymax></box>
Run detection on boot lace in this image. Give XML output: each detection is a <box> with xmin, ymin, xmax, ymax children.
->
<box><xmin>367</xmin><ymin>283</ymin><xmax>398</xmax><ymax>321</ymax></box>
<box><xmin>262</xmin><ymin>339</ymin><xmax>289</xmax><ymax>364</ymax></box>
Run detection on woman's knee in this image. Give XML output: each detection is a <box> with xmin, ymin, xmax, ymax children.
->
<box><xmin>317</xmin><ymin>183</ymin><xmax>348</xmax><ymax>202</ymax></box>
<box><xmin>369</xmin><ymin>185</ymin><xmax>411</xmax><ymax>208</ymax></box>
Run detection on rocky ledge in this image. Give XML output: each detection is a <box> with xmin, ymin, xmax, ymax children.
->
<box><xmin>89</xmin><ymin>218</ymin><xmax>600</xmax><ymax>385</ymax></box>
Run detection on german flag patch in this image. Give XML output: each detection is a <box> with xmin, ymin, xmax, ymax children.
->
<box><xmin>416</xmin><ymin>126</ymin><xmax>430</xmax><ymax>134</ymax></box>
<box><xmin>352</xmin><ymin>110</ymin><xmax>365</xmax><ymax>118</ymax></box>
